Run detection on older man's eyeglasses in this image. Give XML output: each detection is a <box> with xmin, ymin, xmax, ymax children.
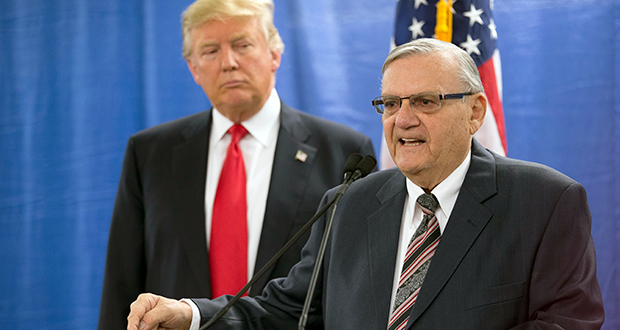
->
<box><xmin>371</xmin><ymin>92</ymin><xmax>474</xmax><ymax>115</ymax></box>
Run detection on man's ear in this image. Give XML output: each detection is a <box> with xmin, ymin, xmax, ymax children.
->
<box><xmin>469</xmin><ymin>92</ymin><xmax>487</xmax><ymax>135</ymax></box>
<box><xmin>185</xmin><ymin>58</ymin><xmax>201</xmax><ymax>85</ymax></box>
<box><xmin>270</xmin><ymin>49</ymin><xmax>282</xmax><ymax>72</ymax></box>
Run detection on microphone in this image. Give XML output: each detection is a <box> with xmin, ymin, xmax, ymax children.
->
<box><xmin>342</xmin><ymin>153</ymin><xmax>363</xmax><ymax>182</ymax></box>
<box><xmin>348</xmin><ymin>154</ymin><xmax>377</xmax><ymax>182</ymax></box>
<box><xmin>200</xmin><ymin>154</ymin><xmax>373</xmax><ymax>330</ymax></box>
<box><xmin>298</xmin><ymin>155</ymin><xmax>376</xmax><ymax>330</ymax></box>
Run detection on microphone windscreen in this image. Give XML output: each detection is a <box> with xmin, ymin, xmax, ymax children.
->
<box><xmin>342</xmin><ymin>153</ymin><xmax>363</xmax><ymax>177</ymax></box>
<box><xmin>357</xmin><ymin>155</ymin><xmax>377</xmax><ymax>177</ymax></box>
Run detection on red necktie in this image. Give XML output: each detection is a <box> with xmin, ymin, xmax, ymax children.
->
<box><xmin>210</xmin><ymin>124</ymin><xmax>249</xmax><ymax>298</ymax></box>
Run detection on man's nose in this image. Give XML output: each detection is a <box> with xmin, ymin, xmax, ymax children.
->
<box><xmin>220</xmin><ymin>47</ymin><xmax>239</xmax><ymax>71</ymax></box>
<box><xmin>394</xmin><ymin>100</ymin><xmax>421</xmax><ymax>128</ymax></box>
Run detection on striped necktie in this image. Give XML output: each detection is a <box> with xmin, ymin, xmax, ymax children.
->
<box><xmin>388</xmin><ymin>193</ymin><xmax>441</xmax><ymax>330</ymax></box>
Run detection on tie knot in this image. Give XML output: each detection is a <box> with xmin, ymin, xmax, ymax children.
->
<box><xmin>228</xmin><ymin>124</ymin><xmax>248</xmax><ymax>144</ymax></box>
<box><xmin>416</xmin><ymin>193</ymin><xmax>439</xmax><ymax>214</ymax></box>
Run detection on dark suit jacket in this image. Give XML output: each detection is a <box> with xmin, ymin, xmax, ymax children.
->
<box><xmin>195</xmin><ymin>139</ymin><xmax>604</xmax><ymax>329</ymax></box>
<box><xmin>97</xmin><ymin>102</ymin><xmax>375</xmax><ymax>329</ymax></box>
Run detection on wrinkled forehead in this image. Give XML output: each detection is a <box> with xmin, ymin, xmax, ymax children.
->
<box><xmin>381</xmin><ymin>53</ymin><xmax>460</xmax><ymax>95</ymax></box>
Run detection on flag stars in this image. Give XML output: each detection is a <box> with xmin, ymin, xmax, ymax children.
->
<box><xmin>488</xmin><ymin>18</ymin><xmax>498</xmax><ymax>39</ymax></box>
<box><xmin>463</xmin><ymin>3</ymin><xmax>484</xmax><ymax>27</ymax></box>
<box><xmin>414</xmin><ymin>0</ymin><xmax>429</xmax><ymax>10</ymax></box>
<box><xmin>460</xmin><ymin>34</ymin><xmax>481</xmax><ymax>55</ymax></box>
<box><xmin>409</xmin><ymin>17</ymin><xmax>426</xmax><ymax>39</ymax></box>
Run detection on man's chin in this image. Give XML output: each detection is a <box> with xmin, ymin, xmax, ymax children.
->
<box><xmin>394</xmin><ymin>156</ymin><xmax>429</xmax><ymax>177</ymax></box>
<box><xmin>394</xmin><ymin>149</ymin><xmax>425</xmax><ymax>166</ymax></box>
<box><xmin>216</xmin><ymin>94</ymin><xmax>255</xmax><ymax>109</ymax></box>
<box><xmin>224</xmin><ymin>90</ymin><xmax>262</xmax><ymax>105</ymax></box>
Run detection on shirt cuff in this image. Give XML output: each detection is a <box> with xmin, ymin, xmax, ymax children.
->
<box><xmin>180</xmin><ymin>298</ymin><xmax>201</xmax><ymax>330</ymax></box>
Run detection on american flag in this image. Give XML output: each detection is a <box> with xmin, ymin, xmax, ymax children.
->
<box><xmin>380</xmin><ymin>0</ymin><xmax>507</xmax><ymax>170</ymax></box>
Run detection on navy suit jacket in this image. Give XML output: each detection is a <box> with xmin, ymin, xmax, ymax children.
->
<box><xmin>195</xmin><ymin>139</ymin><xmax>604</xmax><ymax>329</ymax></box>
<box><xmin>97</xmin><ymin>102</ymin><xmax>375</xmax><ymax>329</ymax></box>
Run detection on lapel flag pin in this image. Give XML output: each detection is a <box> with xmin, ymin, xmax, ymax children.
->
<box><xmin>295</xmin><ymin>150</ymin><xmax>308</xmax><ymax>162</ymax></box>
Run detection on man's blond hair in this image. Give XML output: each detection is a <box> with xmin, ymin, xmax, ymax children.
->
<box><xmin>181</xmin><ymin>0</ymin><xmax>284</xmax><ymax>59</ymax></box>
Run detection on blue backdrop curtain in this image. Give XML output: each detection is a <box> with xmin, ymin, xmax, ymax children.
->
<box><xmin>1</xmin><ymin>0</ymin><xmax>618</xmax><ymax>328</ymax></box>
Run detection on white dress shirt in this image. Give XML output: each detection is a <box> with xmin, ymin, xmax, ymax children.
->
<box><xmin>205</xmin><ymin>88</ymin><xmax>280</xmax><ymax>281</ymax></box>
<box><xmin>187</xmin><ymin>90</ymin><xmax>281</xmax><ymax>330</ymax></box>
<box><xmin>388</xmin><ymin>149</ymin><xmax>471</xmax><ymax>317</ymax></box>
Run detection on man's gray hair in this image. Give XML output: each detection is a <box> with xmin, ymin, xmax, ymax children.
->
<box><xmin>382</xmin><ymin>38</ymin><xmax>484</xmax><ymax>94</ymax></box>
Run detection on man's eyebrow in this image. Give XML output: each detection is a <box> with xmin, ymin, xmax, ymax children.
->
<box><xmin>196</xmin><ymin>40</ymin><xmax>218</xmax><ymax>49</ymax></box>
<box><xmin>194</xmin><ymin>33</ymin><xmax>253</xmax><ymax>51</ymax></box>
<box><xmin>230</xmin><ymin>32</ymin><xmax>252</xmax><ymax>43</ymax></box>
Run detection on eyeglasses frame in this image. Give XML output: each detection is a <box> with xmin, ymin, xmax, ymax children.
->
<box><xmin>371</xmin><ymin>92</ymin><xmax>476</xmax><ymax>115</ymax></box>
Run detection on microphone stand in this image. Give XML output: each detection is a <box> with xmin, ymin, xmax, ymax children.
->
<box><xmin>297</xmin><ymin>181</ymin><xmax>348</xmax><ymax>329</ymax></box>
<box><xmin>298</xmin><ymin>156</ymin><xmax>376</xmax><ymax>330</ymax></box>
<box><xmin>200</xmin><ymin>197</ymin><xmax>337</xmax><ymax>329</ymax></box>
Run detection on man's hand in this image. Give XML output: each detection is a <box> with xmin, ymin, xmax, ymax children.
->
<box><xmin>127</xmin><ymin>293</ymin><xmax>193</xmax><ymax>330</ymax></box>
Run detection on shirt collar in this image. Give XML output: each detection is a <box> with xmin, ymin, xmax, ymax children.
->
<box><xmin>211</xmin><ymin>88</ymin><xmax>281</xmax><ymax>147</ymax></box>
<box><xmin>405</xmin><ymin>148</ymin><xmax>472</xmax><ymax>232</ymax></box>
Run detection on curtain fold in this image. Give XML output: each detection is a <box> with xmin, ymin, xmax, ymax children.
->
<box><xmin>0</xmin><ymin>0</ymin><xmax>618</xmax><ymax>328</ymax></box>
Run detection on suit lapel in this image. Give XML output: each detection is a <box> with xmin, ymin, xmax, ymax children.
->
<box><xmin>251</xmin><ymin>103</ymin><xmax>317</xmax><ymax>295</ymax></box>
<box><xmin>406</xmin><ymin>140</ymin><xmax>498</xmax><ymax>327</ymax></box>
<box><xmin>367</xmin><ymin>170</ymin><xmax>408</xmax><ymax>328</ymax></box>
<box><xmin>171</xmin><ymin>110</ymin><xmax>213</xmax><ymax>297</ymax></box>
